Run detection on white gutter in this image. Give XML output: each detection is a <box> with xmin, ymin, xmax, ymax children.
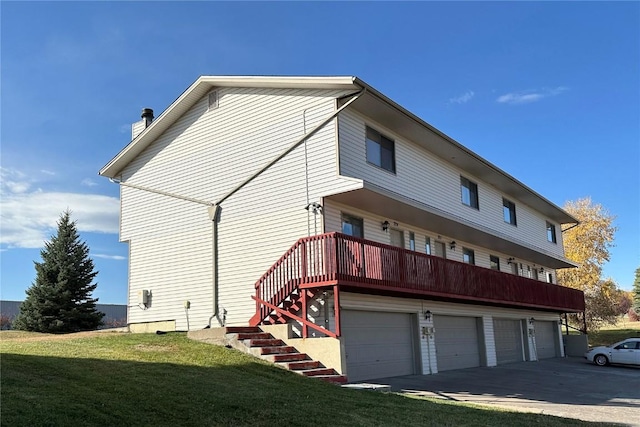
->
<box><xmin>109</xmin><ymin>87</ymin><xmax>366</xmax><ymax>328</ymax></box>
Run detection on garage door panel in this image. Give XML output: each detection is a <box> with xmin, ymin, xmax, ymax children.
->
<box><xmin>343</xmin><ymin>310</ymin><xmax>415</xmax><ymax>382</ymax></box>
<box><xmin>434</xmin><ymin>315</ymin><xmax>480</xmax><ymax>372</ymax></box>
<box><xmin>535</xmin><ymin>321</ymin><xmax>558</xmax><ymax>359</ymax></box>
<box><xmin>494</xmin><ymin>319</ymin><xmax>524</xmax><ymax>365</ymax></box>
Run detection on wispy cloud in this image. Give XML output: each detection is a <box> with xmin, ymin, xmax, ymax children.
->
<box><xmin>1</xmin><ymin>168</ymin><xmax>119</xmax><ymax>249</ymax></box>
<box><xmin>93</xmin><ymin>254</ymin><xmax>126</xmax><ymax>261</ymax></box>
<box><xmin>82</xmin><ymin>178</ymin><xmax>98</xmax><ymax>187</ymax></box>
<box><xmin>40</xmin><ymin>169</ymin><xmax>56</xmax><ymax>176</ymax></box>
<box><xmin>497</xmin><ymin>86</ymin><xmax>568</xmax><ymax>105</ymax></box>
<box><xmin>448</xmin><ymin>91</ymin><xmax>475</xmax><ymax>105</ymax></box>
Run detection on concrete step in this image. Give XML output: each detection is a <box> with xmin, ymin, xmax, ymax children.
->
<box><xmin>248</xmin><ymin>338</ymin><xmax>285</xmax><ymax>347</ymax></box>
<box><xmin>234</xmin><ymin>332</ymin><xmax>272</xmax><ymax>340</ymax></box>
<box><xmin>283</xmin><ymin>360</ymin><xmax>320</xmax><ymax>371</ymax></box>
<box><xmin>301</xmin><ymin>368</ymin><xmax>339</xmax><ymax>377</ymax></box>
<box><xmin>264</xmin><ymin>353</ymin><xmax>309</xmax><ymax>363</ymax></box>
<box><xmin>225</xmin><ymin>326</ymin><xmax>261</xmax><ymax>334</ymax></box>
<box><xmin>259</xmin><ymin>346</ymin><xmax>298</xmax><ymax>355</ymax></box>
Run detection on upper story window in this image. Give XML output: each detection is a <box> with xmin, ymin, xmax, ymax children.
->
<box><xmin>366</xmin><ymin>127</ymin><xmax>395</xmax><ymax>173</ymax></box>
<box><xmin>503</xmin><ymin>198</ymin><xmax>517</xmax><ymax>226</ymax></box>
<box><xmin>546</xmin><ymin>221</ymin><xmax>557</xmax><ymax>243</ymax></box>
<box><xmin>460</xmin><ymin>176</ymin><xmax>479</xmax><ymax>209</ymax></box>
<box><xmin>409</xmin><ymin>232</ymin><xmax>415</xmax><ymax>251</ymax></box>
<box><xmin>490</xmin><ymin>255</ymin><xmax>500</xmax><ymax>271</ymax></box>
<box><xmin>425</xmin><ymin>237</ymin><xmax>432</xmax><ymax>255</ymax></box>
<box><xmin>341</xmin><ymin>213</ymin><xmax>364</xmax><ymax>238</ymax></box>
<box><xmin>463</xmin><ymin>248</ymin><xmax>475</xmax><ymax>265</ymax></box>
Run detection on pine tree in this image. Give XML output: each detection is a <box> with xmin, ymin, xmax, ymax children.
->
<box><xmin>13</xmin><ymin>211</ymin><xmax>104</xmax><ymax>333</ymax></box>
<box><xmin>633</xmin><ymin>267</ymin><xmax>640</xmax><ymax>315</ymax></box>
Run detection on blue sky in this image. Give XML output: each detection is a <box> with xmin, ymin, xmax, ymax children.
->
<box><xmin>1</xmin><ymin>2</ymin><xmax>638</xmax><ymax>304</ymax></box>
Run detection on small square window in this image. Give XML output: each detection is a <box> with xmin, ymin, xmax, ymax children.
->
<box><xmin>546</xmin><ymin>221</ymin><xmax>557</xmax><ymax>243</ymax></box>
<box><xmin>366</xmin><ymin>127</ymin><xmax>395</xmax><ymax>173</ymax></box>
<box><xmin>463</xmin><ymin>248</ymin><xmax>475</xmax><ymax>265</ymax></box>
<box><xmin>208</xmin><ymin>91</ymin><xmax>219</xmax><ymax>110</ymax></box>
<box><xmin>460</xmin><ymin>177</ymin><xmax>479</xmax><ymax>209</ymax></box>
<box><xmin>490</xmin><ymin>255</ymin><xmax>500</xmax><ymax>271</ymax></box>
<box><xmin>503</xmin><ymin>198</ymin><xmax>517</xmax><ymax>226</ymax></box>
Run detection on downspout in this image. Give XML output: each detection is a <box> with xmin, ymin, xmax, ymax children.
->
<box><xmin>110</xmin><ymin>87</ymin><xmax>366</xmax><ymax>329</ymax></box>
<box><xmin>207</xmin><ymin>87</ymin><xmax>365</xmax><ymax>327</ymax></box>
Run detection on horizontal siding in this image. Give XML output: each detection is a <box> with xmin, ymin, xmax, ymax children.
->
<box><xmin>324</xmin><ymin>200</ymin><xmax>556</xmax><ymax>281</ymax></box>
<box><xmin>338</xmin><ymin>109</ymin><xmax>565</xmax><ymax>259</ymax></box>
<box><xmin>120</xmin><ymin>87</ymin><xmax>361</xmax><ymax>328</ymax></box>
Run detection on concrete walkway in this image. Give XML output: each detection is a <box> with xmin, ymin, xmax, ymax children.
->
<box><xmin>352</xmin><ymin>357</ymin><xmax>640</xmax><ymax>425</ymax></box>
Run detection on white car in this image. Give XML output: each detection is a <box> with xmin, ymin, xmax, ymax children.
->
<box><xmin>585</xmin><ymin>338</ymin><xmax>640</xmax><ymax>366</ymax></box>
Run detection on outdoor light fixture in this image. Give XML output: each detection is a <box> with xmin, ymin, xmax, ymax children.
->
<box><xmin>424</xmin><ymin>310</ymin><xmax>432</xmax><ymax>321</ymax></box>
<box><xmin>305</xmin><ymin>202</ymin><xmax>322</xmax><ymax>214</ymax></box>
<box><xmin>449</xmin><ymin>241</ymin><xmax>456</xmax><ymax>251</ymax></box>
<box><xmin>507</xmin><ymin>257</ymin><xmax>515</xmax><ymax>265</ymax></box>
<box><xmin>539</xmin><ymin>267</ymin><xmax>545</xmax><ymax>273</ymax></box>
<box><xmin>529</xmin><ymin>317</ymin><xmax>535</xmax><ymax>325</ymax></box>
<box><xmin>382</xmin><ymin>220</ymin><xmax>390</xmax><ymax>232</ymax></box>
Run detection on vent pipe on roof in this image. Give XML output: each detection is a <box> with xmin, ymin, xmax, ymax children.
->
<box><xmin>141</xmin><ymin>108</ymin><xmax>154</xmax><ymax>128</ymax></box>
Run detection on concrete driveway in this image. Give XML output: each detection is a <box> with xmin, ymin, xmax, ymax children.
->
<box><xmin>356</xmin><ymin>357</ymin><xmax>640</xmax><ymax>425</ymax></box>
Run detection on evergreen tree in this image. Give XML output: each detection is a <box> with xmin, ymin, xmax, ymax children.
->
<box><xmin>633</xmin><ymin>267</ymin><xmax>640</xmax><ymax>315</ymax></box>
<box><xmin>13</xmin><ymin>211</ymin><xmax>104</xmax><ymax>332</ymax></box>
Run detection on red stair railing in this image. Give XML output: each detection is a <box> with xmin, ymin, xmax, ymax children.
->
<box><xmin>250</xmin><ymin>232</ymin><xmax>585</xmax><ymax>334</ymax></box>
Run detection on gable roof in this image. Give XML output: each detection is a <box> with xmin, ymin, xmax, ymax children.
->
<box><xmin>99</xmin><ymin>75</ymin><xmax>577</xmax><ymax>225</ymax></box>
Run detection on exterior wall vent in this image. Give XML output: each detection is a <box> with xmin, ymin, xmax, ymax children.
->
<box><xmin>208</xmin><ymin>90</ymin><xmax>219</xmax><ymax>110</ymax></box>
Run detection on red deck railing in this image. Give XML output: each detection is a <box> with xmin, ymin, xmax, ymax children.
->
<box><xmin>251</xmin><ymin>232</ymin><xmax>585</xmax><ymax>328</ymax></box>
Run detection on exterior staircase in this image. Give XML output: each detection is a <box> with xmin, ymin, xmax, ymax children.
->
<box><xmin>225</xmin><ymin>326</ymin><xmax>347</xmax><ymax>384</ymax></box>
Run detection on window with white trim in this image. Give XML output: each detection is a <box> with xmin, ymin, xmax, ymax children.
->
<box><xmin>463</xmin><ymin>248</ymin><xmax>475</xmax><ymax>265</ymax></box>
<box><xmin>460</xmin><ymin>176</ymin><xmax>479</xmax><ymax>209</ymax></box>
<box><xmin>366</xmin><ymin>127</ymin><xmax>395</xmax><ymax>173</ymax></box>
<box><xmin>546</xmin><ymin>221</ymin><xmax>557</xmax><ymax>243</ymax></box>
<box><xmin>503</xmin><ymin>198</ymin><xmax>517</xmax><ymax>226</ymax></box>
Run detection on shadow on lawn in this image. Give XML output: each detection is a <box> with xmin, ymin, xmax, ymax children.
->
<box><xmin>0</xmin><ymin>352</ymin><xmax>608</xmax><ymax>427</ymax></box>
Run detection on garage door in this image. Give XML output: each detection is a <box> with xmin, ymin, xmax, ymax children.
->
<box><xmin>493</xmin><ymin>319</ymin><xmax>524</xmax><ymax>364</ymax></box>
<box><xmin>535</xmin><ymin>321</ymin><xmax>558</xmax><ymax>359</ymax></box>
<box><xmin>342</xmin><ymin>310</ymin><xmax>416</xmax><ymax>382</ymax></box>
<box><xmin>434</xmin><ymin>315</ymin><xmax>480</xmax><ymax>371</ymax></box>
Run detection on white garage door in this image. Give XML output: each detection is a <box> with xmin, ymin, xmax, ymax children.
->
<box><xmin>493</xmin><ymin>319</ymin><xmax>524</xmax><ymax>364</ymax></box>
<box><xmin>535</xmin><ymin>321</ymin><xmax>558</xmax><ymax>359</ymax></box>
<box><xmin>342</xmin><ymin>310</ymin><xmax>416</xmax><ymax>382</ymax></box>
<box><xmin>434</xmin><ymin>315</ymin><xmax>481</xmax><ymax>371</ymax></box>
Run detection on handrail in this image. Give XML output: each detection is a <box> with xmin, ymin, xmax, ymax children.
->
<box><xmin>251</xmin><ymin>232</ymin><xmax>585</xmax><ymax>329</ymax></box>
<box><xmin>252</xmin><ymin>295</ymin><xmax>337</xmax><ymax>338</ymax></box>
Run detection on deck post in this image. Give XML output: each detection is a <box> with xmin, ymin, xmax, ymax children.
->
<box><xmin>334</xmin><ymin>284</ymin><xmax>341</xmax><ymax>337</ymax></box>
<box><xmin>302</xmin><ymin>287</ymin><xmax>308</xmax><ymax>338</ymax></box>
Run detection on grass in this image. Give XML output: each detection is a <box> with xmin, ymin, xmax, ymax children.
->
<box><xmin>588</xmin><ymin>320</ymin><xmax>640</xmax><ymax>347</ymax></box>
<box><xmin>1</xmin><ymin>331</ymin><xmax>611</xmax><ymax>427</ymax></box>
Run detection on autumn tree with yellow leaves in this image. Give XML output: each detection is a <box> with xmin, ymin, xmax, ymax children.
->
<box><xmin>557</xmin><ymin>198</ymin><xmax>619</xmax><ymax>331</ymax></box>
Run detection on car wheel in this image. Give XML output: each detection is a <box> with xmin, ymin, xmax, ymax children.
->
<box><xmin>594</xmin><ymin>354</ymin><xmax>608</xmax><ymax>366</ymax></box>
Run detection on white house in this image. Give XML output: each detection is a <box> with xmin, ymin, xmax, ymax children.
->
<box><xmin>100</xmin><ymin>76</ymin><xmax>584</xmax><ymax>382</ymax></box>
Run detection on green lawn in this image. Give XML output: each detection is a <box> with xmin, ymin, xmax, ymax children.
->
<box><xmin>1</xmin><ymin>331</ymin><xmax>610</xmax><ymax>427</ymax></box>
<box><xmin>588</xmin><ymin>321</ymin><xmax>640</xmax><ymax>347</ymax></box>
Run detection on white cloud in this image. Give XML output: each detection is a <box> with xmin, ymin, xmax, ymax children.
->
<box><xmin>497</xmin><ymin>86</ymin><xmax>568</xmax><ymax>105</ymax></box>
<box><xmin>40</xmin><ymin>169</ymin><xmax>56</xmax><ymax>176</ymax></box>
<box><xmin>1</xmin><ymin>189</ymin><xmax>120</xmax><ymax>249</ymax></box>
<box><xmin>82</xmin><ymin>178</ymin><xmax>99</xmax><ymax>187</ymax></box>
<box><xmin>93</xmin><ymin>254</ymin><xmax>126</xmax><ymax>261</ymax></box>
<box><xmin>448</xmin><ymin>91</ymin><xmax>475</xmax><ymax>105</ymax></box>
